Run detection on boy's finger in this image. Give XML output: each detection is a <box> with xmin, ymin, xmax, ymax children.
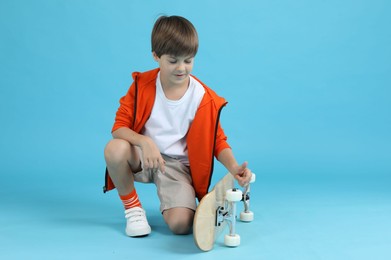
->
<box><xmin>144</xmin><ymin>159</ymin><xmax>150</xmax><ymax>169</ymax></box>
<box><xmin>239</xmin><ymin>161</ymin><xmax>248</xmax><ymax>172</ymax></box>
<box><xmin>159</xmin><ymin>160</ymin><xmax>165</xmax><ymax>174</ymax></box>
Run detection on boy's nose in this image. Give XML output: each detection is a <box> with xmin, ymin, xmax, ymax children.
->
<box><xmin>176</xmin><ymin>62</ymin><xmax>185</xmax><ymax>71</ymax></box>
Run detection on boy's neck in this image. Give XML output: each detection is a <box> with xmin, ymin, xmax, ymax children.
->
<box><xmin>160</xmin><ymin>77</ymin><xmax>190</xmax><ymax>101</ymax></box>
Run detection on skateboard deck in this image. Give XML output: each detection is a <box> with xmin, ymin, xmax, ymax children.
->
<box><xmin>193</xmin><ymin>173</ymin><xmax>235</xmax><ymax>251</ymax></box>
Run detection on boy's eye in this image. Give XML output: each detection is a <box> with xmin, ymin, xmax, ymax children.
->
<box><xmin>167</xmin><ymin>57</ymin><xmax>193</xmax><ymax>64</ymax></box>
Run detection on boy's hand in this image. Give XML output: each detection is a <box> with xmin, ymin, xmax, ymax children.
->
<box><xmin>232</xmin><ymin>161</ymin><xmax>252</xmax><ymax>187</ymax></box>
<box><xmin>139</xmin><ymin>136</ymin><xmax>165</xmax><ymax>173</ymax></box>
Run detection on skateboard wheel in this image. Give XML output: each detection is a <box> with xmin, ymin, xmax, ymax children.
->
<box><xmin>226</xmin><ymin>189</ymin><xmax>243</xmax><ymax>202</ymax></box>
<box><xmin>240</xmin><ymin>211</ymin><xmax>254</xmax><ymax>222</ymax></box>
<box><xmin>224</xmin><ymin>234</ymin><xmax>240</xmax><ymax>247</ymax></box>
<box><xmin>250</xmin><ymin>173</ymin><xmax>256</xmax><ymax>183</ymax></box>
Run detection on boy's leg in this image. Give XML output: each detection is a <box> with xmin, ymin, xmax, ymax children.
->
<box><xmin>155</xmin><ymin>155</ymin><xmax>197</xmax><ymax>235</ymax></box>
<box><xmin>104</xmin><ymin>139</ymin><xmax>141</xmax><ymax>195</ymax></box>
<box><xmin>104</xmin><ymin>139</ymin><xmax>151</xmax><ymax>237</ymax></box>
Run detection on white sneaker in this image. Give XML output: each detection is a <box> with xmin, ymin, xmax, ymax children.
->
<box><xmin>124</xmin><ymin>207</ymin><xmax>151</xmax><ymax>237</ymax></box>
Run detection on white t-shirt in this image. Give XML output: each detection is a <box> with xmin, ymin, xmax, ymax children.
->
<box><xmin>142</xmin><ymin>72</ymin><xmax>205</xmax><ymax>165</ymax></box>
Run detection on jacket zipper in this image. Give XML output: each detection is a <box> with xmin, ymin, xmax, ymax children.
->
<box><xmin>132</xmin><ymin>75</ymin><xmax>138</xmax><ymax>129</ymax></box>
<box><xmin>103</xmin><ymin>168</ymin><xmax>109</xmax><ymax>193</ymax></box>
<box><xmin>103</xmin><ymin>76</ymin><xmax>139</xmax><ymax>193</ymax></box>
<box><xmin>206</xmin><ymin>102</ymin><xmax>227</xmax><ymax>194</ymax></box>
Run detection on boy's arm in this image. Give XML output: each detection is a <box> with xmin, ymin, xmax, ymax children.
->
<box><xmin>217</xmin><ymin>148</ymin><xmax>252</xmax><ymax>187</ymax></box>
<box><xmin>112</xmin><ymin>127</ymin><xmax>165</xmax><ymax>173</ymax></box>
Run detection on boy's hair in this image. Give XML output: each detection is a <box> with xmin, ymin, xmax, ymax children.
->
<box><xmin>151</xmin><ymin>15</ymin><xmax>198</xmax><ymax>58</ymax></box>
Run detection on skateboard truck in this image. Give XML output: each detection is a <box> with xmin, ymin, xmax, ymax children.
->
<box><xmin>240</xmin><ymin>173</ymin><xmax>256</xmax><ymax>222</ymax></box>
<box><xmin>215</xmin><ymin>188</ymin><xmax>243</xmax><ymax>247</ymax></box>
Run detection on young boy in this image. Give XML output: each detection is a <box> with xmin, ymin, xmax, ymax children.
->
<box><xmin>104</xmin><ymin>15</ymin><xmax>252</xmax><ymax>237</ymax></box>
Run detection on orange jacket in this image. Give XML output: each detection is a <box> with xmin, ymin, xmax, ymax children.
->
<box><xmin>104</xmin><ymin>68</ymin><xmax>230</xmax><ymax>200</ymax></box>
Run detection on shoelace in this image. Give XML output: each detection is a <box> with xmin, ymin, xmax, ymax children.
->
<box><xmin>125</xmin><ymin>208</ymin><xmax>146</xmax><ymax>223</ymax></box>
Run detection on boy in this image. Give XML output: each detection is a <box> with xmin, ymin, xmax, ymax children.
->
<box><xmin>104</xmin><ymin>15</ymin><xmax>252</xmax><ymax>237</ymax></box>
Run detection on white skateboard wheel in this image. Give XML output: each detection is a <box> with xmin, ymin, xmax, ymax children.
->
<box><xmin>224</xmin><ymin>234</ymin><xmax>240</xmax><ymax>247</ymax></box>
<box><xmin>250</xmin><ymin>173</ymin><xmax>256</xmax><ymax>183</ymax></box>
<box><xmin>226</xmin><ymin>189</ymin><xmax>243</xmax><ymax>202</ymax></box>
<box><xmin>240</xmin><ymin>211</ymin><xmax>254</xmax><ymax>222</ymax></box>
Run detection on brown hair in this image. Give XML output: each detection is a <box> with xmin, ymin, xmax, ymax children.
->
<box><xmin>151</xmin><ymin>16</ymin><xmax>198</xmax><ymax>58</ymax></box>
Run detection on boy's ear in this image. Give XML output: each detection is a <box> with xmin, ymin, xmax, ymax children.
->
<box><xmin>152</xmin><ymin>52</ymin><xmax>159</xmax><ymax>61</ymax></box>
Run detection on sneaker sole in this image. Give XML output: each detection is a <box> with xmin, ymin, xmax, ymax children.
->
<box><xmin>126</xmin><ymin>226</ymin><xmax>151</xmax><ymax>237</ymax></box>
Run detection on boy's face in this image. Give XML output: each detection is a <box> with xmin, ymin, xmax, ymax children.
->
<box><xmin>153</xmin><ymin>52</ymin><xmax>194</xmax><ymax>88</ymax></box>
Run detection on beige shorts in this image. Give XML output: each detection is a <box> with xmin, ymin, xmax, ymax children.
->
<box><xmin>133</xmin><ymin>148</ymin><xmax>196</xmax><ymax>213</ymax></box>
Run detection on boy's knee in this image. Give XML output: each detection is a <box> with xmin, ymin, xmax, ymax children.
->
<box><xmin>104</xmin><ymin>139</ymin><xmax>130</xmax><ymax>164</ymax></box>
<box><xmin>164</xmin><ymin>209</ymin><xmax>194</xmax><ymax>235</ymax></box>
<box><xmin>167</xmin><ymin>217</ymin><xmax>193</xmax><ymax>235</ymax></box>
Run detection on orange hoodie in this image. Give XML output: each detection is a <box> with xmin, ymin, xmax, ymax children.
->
<box><xmin>104</xmin><ymin>68</ymin><xmax>230</xmax><ymax>200</ymax></box>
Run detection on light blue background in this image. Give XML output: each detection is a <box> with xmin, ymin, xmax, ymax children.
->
<box><xmin>1</xmin><ymin>0</ymin><xmax>390</xmax><ymax>259</ymax></box>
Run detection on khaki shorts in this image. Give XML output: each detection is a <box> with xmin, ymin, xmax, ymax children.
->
<box><xmin>133</xmin><ymin>148</ymin><xmax>196</xmax><ymax>213</ymax></box>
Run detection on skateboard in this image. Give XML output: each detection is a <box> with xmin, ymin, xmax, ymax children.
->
<box><xmin>193</xmin><ymin>172</ymin><xmax>256</xmax><ymax>251</ymax></box>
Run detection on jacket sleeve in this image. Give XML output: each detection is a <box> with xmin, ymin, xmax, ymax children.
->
<box><xmin>214</xmin><ymin>122</ymin><xmax>231</xmax><ymax>158</ymax></box>
<box><xmin>112</xmin><ymin>82</ymin><xmax>136</xmax><ymax>133</ymax></box>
